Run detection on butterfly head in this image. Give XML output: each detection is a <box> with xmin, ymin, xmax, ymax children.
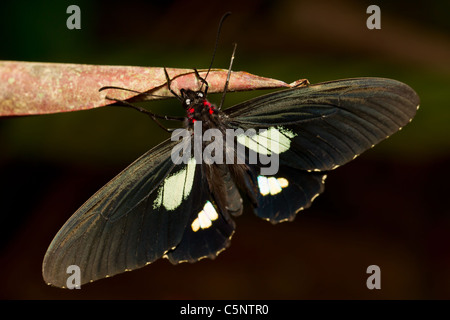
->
<box><xmin>180</xmin><ymin>89</ymin><xmax>206</xmax><ymax>109</ymax></box>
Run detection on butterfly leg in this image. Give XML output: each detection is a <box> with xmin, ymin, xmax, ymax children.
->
<box><xmin>106</xmin><ymin>97</ymin><xmax>184</xmax><ymax>133</ymax></box>
<box><xmin>163</xmin><ymin>67</ymin><xmax>185</xmax><ymax>101</ymax></box>
<box><xmin>193</xmin><ymin>68</ymin><xmax>209</xmax><ymax>95</ymax></box>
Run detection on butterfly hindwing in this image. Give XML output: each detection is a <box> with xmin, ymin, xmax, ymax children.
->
<box><xmin>165</xmin><ymin>197</ymin><xmax>235</xmax><ymax>263</ymax></box>
<box><xmin>165</xmin><ymin>164</ymin><xmax>239</xmax><ymax>263</ymax></box>
<box><xmin>251</xmin><ymin>166</ymin><xmax>326</xmax><ymax>224</ymax></box>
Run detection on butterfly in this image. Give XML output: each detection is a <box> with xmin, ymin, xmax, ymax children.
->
<box><xmin>41</xmin><ymin>14</ymin><xmax>419</xmax><ymax>289</ymax></box>
<box><xmin>42</xmin><ymin>59</ymin><xmax>419</xmax><ymax>287</ymax></box>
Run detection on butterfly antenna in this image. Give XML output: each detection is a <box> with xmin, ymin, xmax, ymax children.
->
<box><xmin>218</xmin><ymin>43</ymin><xmax>237</xmax><ymax>110</ymax></box>
<box><xmin>201</xmin><ymin>12</ymin><xmax>232</xmax><ymax>89</ymax></box>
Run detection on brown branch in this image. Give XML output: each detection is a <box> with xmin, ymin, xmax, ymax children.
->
<box><xmin>0</xmin><ymin>61</ymin><xmax>294</xmax><ymax>117</ymax></box>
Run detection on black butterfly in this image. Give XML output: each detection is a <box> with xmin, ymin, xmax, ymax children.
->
<box><xmin>42</xmin><ymin>58</ymin><xmax>419</xmax><ymax>287</ymax></box>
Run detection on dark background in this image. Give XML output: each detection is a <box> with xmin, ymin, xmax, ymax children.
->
<box><xmin>0</xmin><ymin>0</ymin><xmax>449</xmax><ymax>299</ymax></box>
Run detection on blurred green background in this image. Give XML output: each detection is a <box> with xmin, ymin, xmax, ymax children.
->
<box><xmin>0</xmin><ymin>0</ymin><xmax>449</xmax><ymax>299</ymax></box>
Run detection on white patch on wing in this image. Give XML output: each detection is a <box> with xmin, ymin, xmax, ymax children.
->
<box><xmin>203</xmin><ymin>201</ymin><xmax>219</xmax><ymax>221</ymax></box>
<box><xmin>257</xmin><ymin>176</ymin><xmax>270</xmax><ymax>196</ymax></box>
<box><xmin>153</xmin><ymin>157</ymin><xmax>196</xmax><ymax>211</ymax></box>
<box><xmin>191</xmin><ymin>201</ymin><xmax>219</xmax><ymax>232</ymax></box>
<box><xmin>237</xmin><ymin>126</ymin><xmax>296</xmax><ymax>155</ymax></box>
<box><xmin>257</xmin><ymin>176</ymin><xmax>290</xmax><ymax>196</ymax></box>
<box><xmin>267</xmin><ymin>177</ymin><xmax>282</xmax><ymax>195</ymax></box>
<box><xmin>191</xmin><ymin>219</ymin><xmax>200</xmax><ymax>233</ymax></box>
<box><xmin>237</xmin><ymin>134</ymin><xmax>270</xmax><ymax>155</ymax></box>
<box><xmin>277</xmin><ymin>177</ymin><xmax>289</xmax><ymax>188</ymax></box>
<box><xmin>278</xmin><ymin>126</ymin><xmax>297</xmax><ymax>139</ymax></box>
<box><xmin>198</xmin><ymin>211</ymin><xmax>211</xmax><ymax>229</ymax></box>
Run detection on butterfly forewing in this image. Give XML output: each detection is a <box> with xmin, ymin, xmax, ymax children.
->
<box><xmin>43</xmin><ymin>138</ymin><xmax>203</xmax><ymax>287</ymax></box>
<box><xmin>225</xmin><ymin>78</ymin><xmax>419</xmax><ymax>171</ymax></box>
